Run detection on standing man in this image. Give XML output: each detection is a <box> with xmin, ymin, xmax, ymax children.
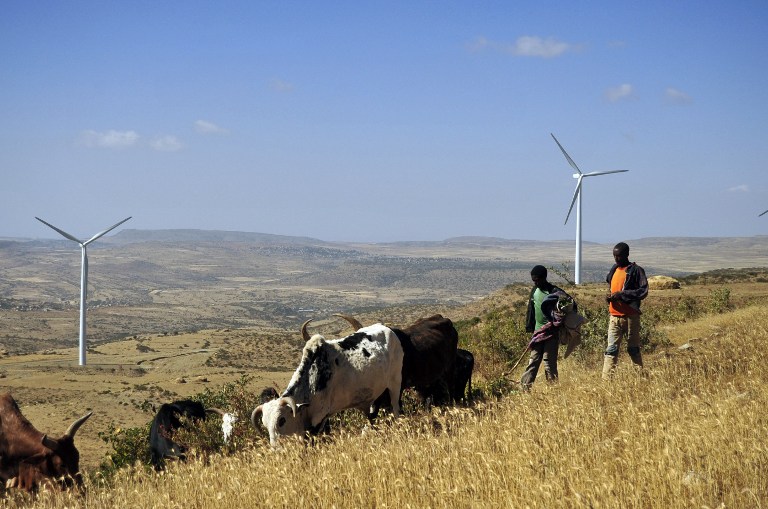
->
<box><xmin>521</xmin><ymin>265</ymin><xmax>574</xmax><ymax>388</ymax></box>
<box><xmin>604</xmin><ymin>242</ymin><xmax>649</xmax><ymax>379</ymax></box>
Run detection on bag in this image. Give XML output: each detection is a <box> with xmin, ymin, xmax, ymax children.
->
<box><xmin>559</xmin><ymin>306</ymin><xmax>586</xmax><ymax>358</ymax></box>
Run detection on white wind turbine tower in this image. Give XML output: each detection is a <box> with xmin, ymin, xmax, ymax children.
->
<box><xmin>551</xmin><ymin>133</ymin><xmax>628</xmax><ymax>285</ymax></box>
<box><xmin>35</xmin><ymin>216</ymin><xmax>132</xmax><ymax>366</ymax></box>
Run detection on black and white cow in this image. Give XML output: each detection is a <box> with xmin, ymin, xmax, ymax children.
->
<box><xmin>251</xmin><ymin>321</ymin><xmax>404</xmax><ymax>447</ymax></box>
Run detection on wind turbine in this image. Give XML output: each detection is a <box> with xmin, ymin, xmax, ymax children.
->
<box><xmin>35</xmin><ymin>216</ymin><xmax>132</xmax><ymax>365</ymax></box>
<box><xmin>551</xmin><ymin>133</ymin><xmax>628</xmax><ymax>285</ymax></box>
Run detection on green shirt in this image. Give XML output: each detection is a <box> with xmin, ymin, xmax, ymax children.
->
<box><xmin>533</xmin><ymin>287</ymin><xmax>549</xmax><ymax>331</ymax></box>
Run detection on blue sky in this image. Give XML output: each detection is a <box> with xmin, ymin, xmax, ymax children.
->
<box><xmin>2</xmin><ymin>1</ymin><xmax>767</xmax><ymax>242</ymax></box>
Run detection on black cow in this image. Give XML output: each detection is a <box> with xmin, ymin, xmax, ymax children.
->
<box><xmin>259</xmin><ymin>386</ymin><xmax>279</xmax><ymax>404</ymax></box>
<box><xmin>426</xmin><ymin>348</ymin><xmax>475</xmax><ymax>405</ymax></box>
<box><xmin>149</xmin><ymin>400</ymin><xmax>209</xmax><ymax>470</ymax></box>
<box><xmin>360</xmin><ymin>314</ymin><xmax>459</xmax><ymax>417</ymax></box>
<box><xmin>453</xmin><ymin>348</ymin><xmax>475</xmax><ymax>404</ymax></box>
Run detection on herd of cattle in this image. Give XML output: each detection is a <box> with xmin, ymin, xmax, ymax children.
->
<box><xmin>0</xmin><ymin>314</ymin><xmax>473</xmax><ymax>493</ymax></box>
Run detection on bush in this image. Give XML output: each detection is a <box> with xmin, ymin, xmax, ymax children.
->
<box><xmin>455</xmin><ymin>306</ymin><xmax>528</xmax><ymax>366</ymax></box>
<box><xmin>97</xmin><ymin>376</ymin><xmax>267</xmax><ymax>480</ymax></box>
<box><xmin>191</xmin><ymin>375</ymin><xmax>268</xmax><ymax>454</ymax></box>
<box><xmin>97</xmin><ymin>421</ymin><xmax>153</xmax><ymax>480</ymax></box>
<box><xmin>708</xmin><ymin>286</ymin><xmax>732</xmax><ymax>314</ymax></box>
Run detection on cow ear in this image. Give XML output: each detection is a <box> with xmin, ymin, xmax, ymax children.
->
<box><xmin>250</xmin><ymin>405</ymin><xmax>264</xmax><ymax>428</ymax></box>
<box><xmin>41</xmin><ymin>434</ymin><xmax>59</xmax><ymax>452</ymax></box>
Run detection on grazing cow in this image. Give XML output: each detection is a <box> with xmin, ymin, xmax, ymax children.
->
<box><xmin>425</xmin><ymin>348</ymin><xmax>475</xmax><ymax>405</ymax></box>
<box><xmin>251</xmin><ymin>320</ymin><xmax>404</xmax><ymax>446</ymax></box>
<box><xmin>149</xmin><ymin>400</ymin><xmax>212</xmax><ymax>469</ymax></box>
<box><xmin>368</xmin><ymin>314</ymin><xmax>459</xmax><ymax>415</ymax></box>
<box><xmin>453</xmin><ymin>348</ymin><xmax>475</xmax><ymax>404</ymax></box>
<box><xmin>0</xmin><ymin>393</ymin><xmax>92</xmax><ymax>492</ymax></box>
<box><xmin>397</xmin><ymin>314</ymin><xmax>459</xmax><ymax>397</ymax></box>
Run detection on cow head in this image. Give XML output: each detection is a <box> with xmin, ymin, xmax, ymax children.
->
<box><xmin>250</xmin><ymin>397</ymin><xmax>308</xmax><ymax>447</ymax></box>
<box><xmin>8</xmin><ymin>411</ymin><xmax>93</xmax><ymax>492</ymax></box>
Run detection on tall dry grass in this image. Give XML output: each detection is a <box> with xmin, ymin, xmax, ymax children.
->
<box><xmin>5</xmin><ymin>306</ymin><xmax>767</xmax><ymax>508</ymax></box>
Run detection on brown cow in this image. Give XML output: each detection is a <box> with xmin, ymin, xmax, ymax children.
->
<box><xmin>0</xmin><ymin>393</ymin><xmax>92</xmax><ymax>492</ymax></box>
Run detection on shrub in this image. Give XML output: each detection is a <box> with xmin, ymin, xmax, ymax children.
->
<box><xmin>708</xmin><ymin>286</ymin><xmax>732</xmax><ymax>314</ymax></box>
<box><xmin>97</xmin><ymin>376</ymin><xmax>267</xmax><ymax>480</ymax></box>
<box><xmin>188</xmin><ymin>375</ymin><xmax>267</xmax><ymax>455</ymax></box>
<box><xmin>97</xmin><ymin>421</ymin><xmax>153</xmax><ymax>480</ymax></box>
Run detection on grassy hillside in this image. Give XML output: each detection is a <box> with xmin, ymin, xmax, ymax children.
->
<box><xmin>2</xmin><ymin>276</ymin><xmax>767</xmax><ymax>507</ymax></box>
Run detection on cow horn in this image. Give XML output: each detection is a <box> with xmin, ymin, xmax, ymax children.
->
<box><xmin>279</xmin><ymin>397</ymin><xmax>298</xmax><ymax>418</ymax></box>
<box><xmin>65</xmin><ymin>411</ymin><xmax>93</xmax><ymax>438</ymax></box>
<box><xmin>301</xmin><ymin>319</ymin><xmax>313</xmax><ymax>342</ymax></box>
<box><xmin>41</xmin><ymin>434</ymin><xmax>59</xmax><ymax>451</ymax></box>
<box><xmin>206</xmin><ymin>407</ymin><xmax>225</xmax><ymax>416</ymax></box>
<box><xmin>251</xmin><ymin>405</ymin><xmax>264</xmax><ymax>428</ymax></box>
<box><xmin>333</xmin><ymin>313</ymin><xmax>363</xmax><ymax>331</ymax></box>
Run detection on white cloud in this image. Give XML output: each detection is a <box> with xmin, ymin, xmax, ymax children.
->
<box><xmin>511</xmin><ymin>36</ymin><xmax>572</xmax><ymax>58</ymax></box>
<box><xmin>150</xmin><ymin>135</ymin><xmax>183</xmax><ymax>152</ymax></box>
<box><xmin>468</xmin><ymin>35</ymin><xmax>575</xmax><ymax>58</ymax></box>
<box><xmin>80</xmin><ymin>129</ymin><xmax>139</xmax><ymax>149</ymax></box>
<box><xmin>270</xmin><ymin>79</ymin><xmax>295</xmax><ymax>92</ymax></box>
<box><xmin>604</xmin><ymin>83</ymin><xmax>635</xmax><ymax>102</ymax></box>
<box><xmin>194</xmin><ymin>120</ymin><xmax>229</xmax><ymax>134</ymax></box>
<box><xmin>728</xmin><ymin>184</ymin><xmax>750</xmax><ymax>193</ymax></box>
<box><xmin>467</xmin><ymin>36</ymin><xmax>490</xmax><ymax>52</ymax></box>
<box><xmin>664</xmin><ymin>87</ymin><xmax>692</xmax><ymax>104</ymax></box>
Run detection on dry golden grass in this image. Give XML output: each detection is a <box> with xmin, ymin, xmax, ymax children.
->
<box><xmin>5</xmin><ymin>304</ymin><xmax>767</xmax><ymax>508</ymax></box>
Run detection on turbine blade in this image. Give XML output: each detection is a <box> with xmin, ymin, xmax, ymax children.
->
<box><xmin>760</xmin><ymin>209</ymin><xmax>768</xmax><ymax>217</ymax></box>
<box><xmin>35</xmin><ymin>217</ymin><xmax>83</xmax><ymax>244</ymax></box>
<box><xmin>84</xmin><ymin>216</ymin><xmax>132</xmax><ymax>245</ymax></box>
<box><xmin>551</xmin><ymin>133</ymin><xmax>581</xmax><ymax>174</ymax></box>
<box><xmin>582</xmin><ymin>170</ymin><xmax>629</xmax><ymax>177</ymax></box>
<box><xmin>564</xmin><ymin>178</ymin><xmax>582</xmax><ymax>225</ymax></box>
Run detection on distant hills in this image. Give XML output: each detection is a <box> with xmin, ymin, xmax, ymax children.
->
<box><xmin>1</xmin><ymin>229</ymin><xmax>767</xmax><ymax>350</ymax></box>
<box><xmin>4</xmin><ymin>229</ymin><xmax>768</xmax><ymax>276</ymax></box>
<box><xmin>104</xmin><ymin>229</ymin><xmax>332</xmax><ymax>246</ymax></box>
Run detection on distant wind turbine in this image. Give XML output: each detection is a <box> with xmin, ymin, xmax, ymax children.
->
<box><xmin>551</xmin><ymin>133</ymin><xmax>628</xmax><ymax>285</ymax></box>
<box><xmin>35</xmin><ymin>216</ymin><xmax>132</xmax><ymax>365</ymax></box>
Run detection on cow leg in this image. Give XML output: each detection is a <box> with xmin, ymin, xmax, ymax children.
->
<box><xmin>368</xmin><ymin>390</ymin><xmax>388</xmax><ymax>423</ymax></box>
<box><xmin>389</xmin><ymin>378</ymin><xmax>402</xmax><ymax>418</ymax></box>
<box><xmin>389</xmin><ymin>388</ymin><xmax>400</xmax><ymax>417</ymax></box>
<box><xmin>309</xmin><ymin>417</ymin><xmax>330</xmax><ymax>436</ymax></box>
<box><xmin>466</xmin><ymin>374</ymin><xmax>473</xmax><ymax>403</ymax></box>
